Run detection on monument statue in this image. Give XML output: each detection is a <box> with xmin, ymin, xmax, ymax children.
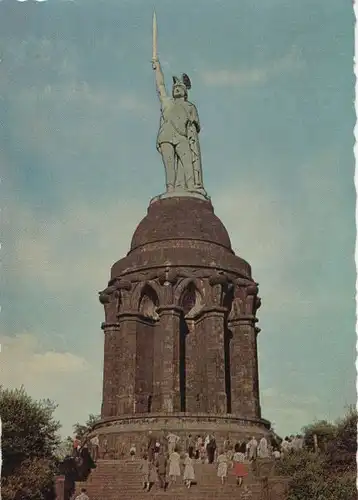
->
<box><xmin>151</xmin><ymin>12</ymin><xmax>208</xmax><ymax>200</ymax></box>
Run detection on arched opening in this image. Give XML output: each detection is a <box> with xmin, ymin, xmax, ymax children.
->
<box><xmin>181</xmin><ymin>283</ymin><xmax>198</xmax><ymax>316</ymax></box>
<box><xmin>139</xmin><ymin>286</ymin><xmax>159</xmax><ymax>320</ymax></box>
<box><xmin>136</xmin><ymin>285</ymin><xmax>159</xmax><ymax>414</ymax></box>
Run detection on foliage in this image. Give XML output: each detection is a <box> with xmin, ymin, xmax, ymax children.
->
<box><xmin>0</xmin><ymin>386</ymin><xmax>61</xmax><ymax>500</ymax></box>
<box><xmin>62</xmin><ymin>413</ymin><xmax>101</xmax><ymax>458</ymax></box>
<box><xmin>276</xmin><ymin>407</ymin><xmax>357</xmax><ymax>500</ymax></box>
<box><xmin>302</xmin><ymin>419</ymin><xmax>337</xmax><ymax>452</ymax></box>
<box><xmin>1</xmin><ymin>458</ymin><xmax>56</xmax><ymax>500</ymax></box>
<box><xmin>325</xmin><ymin>405</ymin><xmax>357</xmax><ymax>471</ymax></box>
<box><xmin>70</xmin><ymin>413</ymin><xmax>101</xmax><ymax>441</ymax></box>
<box><xmin>55</xmin><ymin>439</ymin><xmax>73</xmax><ymax>461</ymax></box>
<box><xmin>0</xmin><ymin>386</ymin><xmax>61</xmax><ymax>478</ymax></box>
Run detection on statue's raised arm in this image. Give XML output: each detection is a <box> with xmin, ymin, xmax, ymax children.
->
<box><xmin>152</xmin><ymin>58</ymin><xmax>167</xmax><ymax>101</ymax></box>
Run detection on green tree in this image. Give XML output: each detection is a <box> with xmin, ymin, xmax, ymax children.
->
<box><xmin>276</xmin><ymin>408</ymin><xmax>357</xmax><ymax>500</ymax></box>
<box><xmin>326</xmin><ymin>406</ymin><xmax>357</xmax><ymax>472</ymax></box>
<box><xmin>302</xmin><ymin>419</ymin><xmax>337</xmax><ymax>452</ymax></box>
<box><xmin>61</xmin><ymin>413</ymin><xmax>101</xmax><ymax>464</ymax></box>
<box><xmin>70</xmin><ymin>413</ymin><xmax>101</xmax><ymax>441</ymax></box>
<box><xmin>0</xmin><ymin>386</ymin><xmax>61</xmax><ymax>500</ymax></box>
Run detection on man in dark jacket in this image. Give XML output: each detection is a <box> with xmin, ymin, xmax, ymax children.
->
<box><xmin>148</xmin><ymin>431</ymin><xmax>157</xmax><ymax>462</ymax></box>
<box><xmin>207</xmin><ymin>435</ymin><xmax>217</xmax><ymax>464</ymax></box>
<box><xmin>155</xmin><ymin>450</ymin><xmax>168</xmax><ymax>490</ymax></box>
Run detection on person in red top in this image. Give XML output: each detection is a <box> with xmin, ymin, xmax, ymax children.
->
<box><xmin>232</xmin><ymin>443</ymin><xmax>248</xmax><ymax>487</ymax></box>
<box><xmin>73</xmin><ymin>436</ymin><xmax>81</xmax><ymax>456</ymax></box>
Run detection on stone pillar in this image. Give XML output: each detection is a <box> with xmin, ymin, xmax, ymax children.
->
<box><xmin>229</xmin><ymin>317</ymin><xmax>260</xmax><ymax>417</ymax></box>
<box><xmin>185</xmin><ymin>320</ymin><xmax>202</xmax><ymax>413</ymax></box>
<box><xmin>199</xmin><ymin>307</ymin><xmax>227</xmax><ymax>414</ymax></box>
<box><xmin>153</xmin><ymin>305</ymin><xmax>182</xmax><ymax>412</ymax></box>
<box><xmin>55</xmin><ymin>475</ymin><xmax>65</xmax><ymax>500</ymax></box>
<box><xmin>115</xmin><ymin>313</ymin><xmax>138</xmax><ymax>415</ymax></box>
<box><xmin>101</xmin><ymin>323</ymin><xmax>120</xmax><ymax>418</ymax></box>
<box><xmin>134</xmin><ymin>318</ymin><xmax>155</xmax><ymax>413</ymax></box>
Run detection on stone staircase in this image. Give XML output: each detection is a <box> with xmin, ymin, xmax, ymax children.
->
<box><xmin>75</xmin><ymin>459</ymin><xmax>288</xmax><ymax>500</ymax></box>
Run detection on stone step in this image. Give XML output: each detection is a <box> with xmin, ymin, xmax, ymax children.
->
<box><xmin>75</xmin><ymin>459</ymin><xmax>287</xmax><ymax>500</ymax></box>
<box><xmin>75</xmin><ymin>484</ymin><xmax>262</xmax><ymax>500</ymax></box>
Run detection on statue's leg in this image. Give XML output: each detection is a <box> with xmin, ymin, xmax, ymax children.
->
<box><xmin>176</xmin><ymin>141</ymin><xmax>195</xmax><ymax>190</ymax></box>
<box><xmin>160</xmin><ymin>143</ymin><xmax>176</xmax><ymax>192</ymax></box>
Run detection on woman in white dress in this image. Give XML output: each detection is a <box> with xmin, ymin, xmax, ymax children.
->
<box><xmin>217</xmin><ymin>449</ymin><xmax>228</xmax><ymax>485</ymax></box>
<box><xmin>183</xmin><ymin>453</ymin><xmax>195</xmax><ymax>488</ymax></box>
<box><xmin>168</xmin><ymin>449</ymin><xmax>181</xmax><ymax>483</ymax></box>
<box><xmin>258</xmin><ymin>436</ymin><xmax>269</xmax><ymax>458</ymax></box>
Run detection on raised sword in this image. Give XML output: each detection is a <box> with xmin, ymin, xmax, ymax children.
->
<box><xmin>152</xmin><ymin>11</ymin><xmax>158</xmax><ymax>66</ymax></box>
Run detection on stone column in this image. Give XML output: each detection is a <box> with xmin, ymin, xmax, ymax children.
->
<box><xmin>55</xmin><ymin>475</ymin><xmax>65</xmax><ymax>500</ymax></box>
<box><xmin>101</xmin><ymin>323</ymin><xmax>120</xmax><ymax>418</ymax></box>
<box><xmin>100</xmin><ymin>284</ymin><xmax>121</xmax><ymax>418</ymax></box>
<box><xmin>199</xmin><ymin>307</ymin><xmax>227</xmax><ymax>414</ymax></box>
<box><xmin>115</xmin><ymin>312</ymin><xmax>138</xmax><ymax>415</ymax></box>
<box><xmin>153</xmin><ymin>305</ymin><xmax>182</xmax><ymax>413</ymax></box>
<box><xmin>229</xmin><ymin>317</ymin><xmax>260</xmax><ymax>417</ymax></box>
<box><xmin>185</xmin><ymin>320</ymin><xmax>201</xmax><ymax>413</ymax></box>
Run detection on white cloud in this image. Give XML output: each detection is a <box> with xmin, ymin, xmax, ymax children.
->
<box><xmin>261</xmin><ymin>387</ymin><xmax>322</xmax><ymax>435</ymax></box>
<box><xmin>201</xmin><ymin>48</ymin><xmax>305</xmax><ymax>87</ymax></box>
<box><xmin>1</xmin><ymin>333</ymin><xmax>102</xmax><ymax>436</ymax></box>
<box><xmin>214</xmin><ymin>180</ymin><xmax>306</xmax><ymax>315</ymax></box>
<box><xmin>6</xmin><ymin>82</ymin><xmax>156</xmax><ymax>175</ymax></box>
<box><xmin>5</xmin><ymin>198</ymin><xmax>145</xmax><ymax>294</ymax></box>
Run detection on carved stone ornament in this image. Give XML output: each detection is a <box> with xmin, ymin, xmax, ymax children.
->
<box><xmin>158</xmin><ymin>267</ymin><xmax>178</xmax><ymax>286</ymax></box>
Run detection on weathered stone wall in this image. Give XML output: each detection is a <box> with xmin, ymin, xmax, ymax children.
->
<box><xmin>91</xmin><ymin>413</ymin><xmax>270</xmax><ymax>458</ymax></box>
<box><xmin>100</xmin><ymin>273</ymin><xmax>263</xmax><ymax>422</ymax></box>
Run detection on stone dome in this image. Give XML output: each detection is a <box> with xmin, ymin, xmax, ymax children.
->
<box><xmin>110</xmin><ymin>196</ymin><xmax>252</xmax><ymax>280</ymax></box>
<box><xmin>130</xmin><ymin>197</ymin><xmax>232</xmax><ymax>251</ymax></box>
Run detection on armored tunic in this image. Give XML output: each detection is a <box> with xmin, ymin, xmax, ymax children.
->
<box><xmin>156</xmin><ymin>97</ymin><xmax>200</xmax><ymax>149</ymax></box>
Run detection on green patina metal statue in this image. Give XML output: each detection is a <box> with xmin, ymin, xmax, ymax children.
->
<box><xmin>151</xmin><ymin>12</ymin><xmax>208</xmax><ymax>200</ymax></box>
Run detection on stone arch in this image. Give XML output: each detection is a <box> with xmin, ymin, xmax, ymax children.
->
<box><xmin>181</xmin><ymin>285</ymin><xmax>199</xmax><ymax>316</ymax></box>
<box><xmin>223</xmin><ymin>285</ymin><xmax>234</xmax><ymax>315</ymax></box>
<box><xmin>139</xmin><ymin>285</ymin><xmax>159</xmax><ymax>320</ymax></box>
<box><xmin>131</xmin><ymin>281</ymin><xmax>161</xmax><ymax>312</ymax></box>
<box><xmin>174</xmin><ymin>278</ymin><xmax>204</xmax><ymax>310</ymax></box>
<box><xmin>134</xmin><ymin>283</ymin><xmax>158</xmax><ymax>414</ymax></box>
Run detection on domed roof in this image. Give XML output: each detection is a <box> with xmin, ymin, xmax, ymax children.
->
<box><xmin>130</xmin><ymin>197</ymin><xmax>232</xmax><ymax>252</ymax></box>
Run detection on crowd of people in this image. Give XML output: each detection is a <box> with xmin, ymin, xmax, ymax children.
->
<box><xmin>130</xmin><ymin>432</ymin><xmax>305</xmax><ymax>492</ymax></box>
<box><xmin>138</xmin><ymin>444</ymin><xmax>249</xmax><ymax>491</ymax></box>
<box><xmin>71</xmin><ymin>431</ymin><xmax>305</xmax><ymax>494</ymax></box>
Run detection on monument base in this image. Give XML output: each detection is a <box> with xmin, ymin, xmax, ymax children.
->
<box><xmin>150</xmin><ymin>189</ymin><xmax>210</xmax><ymax>204</ymax></box>
<box><xmin>90</xmin><ymin>413</ymin><xmax>271</xmax><ymax>459</ymax></box>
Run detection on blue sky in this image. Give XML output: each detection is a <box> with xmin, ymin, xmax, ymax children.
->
<box><xmin>1</xmin><ymin>0</ymin><xmax>355</xmax><ymax>437</ymax></box>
